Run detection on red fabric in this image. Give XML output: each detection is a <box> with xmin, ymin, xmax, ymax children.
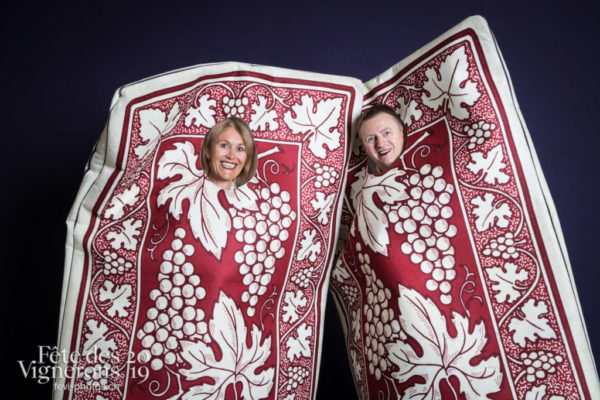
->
<box><xmin>330</xmin><ymin>27</ymin><xmax>594</xmax><ymax>400</ymax></box>
<box><xmin>57</xmin><ymin>17</ymin><xmax>599</xmax><ymax>400</ymax></box>
<box><xmin>57</xmin><ymin>67</ymin><xmax>361</xmax><ymax>400</ymax></box>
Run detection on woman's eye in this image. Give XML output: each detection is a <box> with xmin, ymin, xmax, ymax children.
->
<box><xmin>220</xmin><ymin>143</ymin><xmax>227</xmax><ymax>148</ymax></box>
<box><xmin>237</xmin><ymin>147</ymin><xmax>245</xmax><ymax>152</ymax></box>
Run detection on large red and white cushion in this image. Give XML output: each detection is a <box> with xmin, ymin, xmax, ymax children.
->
<box><xmin>330</xmin><ymin>16</ymin><xmax>600</xmax><ymax>400</ymax></box>
<box><xmin>55</xmin><ymin>63</ymin><xmax>364</xmax><ymax>400</ymax></box>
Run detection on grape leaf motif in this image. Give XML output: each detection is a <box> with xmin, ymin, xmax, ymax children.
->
<box><xmin>525</xmin><ymin>384</ymin><xmax>565</xmax><ymax>400</ymax></box>
<box><xmin>467</xmin><ymin>145</ymin><xmax>510</xmax><ymax>185</ymax></box>
<box><xmin>249</xmin><ymin>95</ymin><xmax>279</xmax><ymax>132</ymax></box>
<box><xmin>508</xmin><ymin>298</ymin><xmax>556</xmax><ymax>347</ymax></box>
<box><xmin>350</xmin><ymin>167</ymin><xmax>409</xmax><ymax>256</ymax></box>
<box><xmin>283</xmin><ymin>94</ymin><xmax>343</xmax><ymax>158</ymax></box>
<box><xmin>98</xmin><ymin>280</ymin><xmax>133</xmax><ymax>318</ymax></box>
<box><xmin>486</xmin><ymin>262</ymin><xmax>528</xmax><ymax>304</ymax></box>
<box><xmin>331</xmin><ymin>260</ymin><xmax>351</xmax><ymax>282</ymax></box>
<box><xmin>285</xmin><ymin>323</ymin><xmax>312</xmax><ymax>362</ymax></box>
<box><xmin>106</xmin><ymin>218</ymin><xmax>142</xmax><ymax>251</ymax></box>
<box><xmin>156</xmin><ymin>141</ymin><xmax>256</xmax><ymax>259</ymax></box>
<box><xmin>224</xmin><ymin>178</ymin><xmax>259</xmax><ymax>212</ymax></box>
<box><xmin>471</xmin><ymin>193</ymin><xmax>512</xmax><ymax>232</ymax></box>
<box><xmin>387</xmin><ymin>285</ymin><xmax>502</xmax><ymax>400</ymax></box>
<box><xmin>282</xmin><ymin>290</ymin><xmax>308</xmax><ymax>323</ymax></box>
<box><xmin>395</xmin><ymin>96</ymin><xmax>422</xmax><ymax>126</ymax></box>
<box><xmin>297</xmin><ymin>229</ymin><xmax>321</xmax><ymax>262</ymax></box>
<box><xmin>134</xmin><ymin>102</ymin><xmax>181</xmax><ymax>161</ymax></box>
<box><xmin>104</xmin><ymin>184</ymin><xmax>140</xmax><ymax>220</ymax></box>
<box><xmin>179</xmin><ymin>292</ymin><xmax>274</xmax><ymax>400</ymax></box>
<box><xmin>310</xmin><ymin>192</ymin><xmax>335</xmax><ymax>225</ymax></box>
<box><xmin>421</xmin><ymin>46</ymin><xmax>481</xmax><ymax>120</ymax></box>
<box><xmin>185</xmin><ymin>94</ymin><xmax>217</xmax><ymax>129</ymax></box>
<box><xmin>82</xmin><ymin>319</ymin><xmax>117</xmax><ymax>357</ymax></box>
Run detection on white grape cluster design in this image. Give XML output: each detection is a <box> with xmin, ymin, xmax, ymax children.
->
<box><xmin>290</xmin><ymin>265</ymin><xmax>318</xmax><ymax>288</ymax></box>
<box><xmin>222</xmin><ymin>95</ymin><xmax>248</xmax><ymax>117</ymax></box>
<box><xmin>102</xmin><ymin>250</ymin><xmax>133</xmax><ymax>275</ymax></box>
<box><xmin>463</xmin><ymin>120</ymin><xmax>496</xmax><ymax>150</ymax></box>
<box><xmin>339</xmin><ymin>284</ymin><xmax>359</xmax><ymax>307</ymax></box>
<box><xmin>312</xmin><ymin>162</ymin><xmax>339</xmax><ymax>189</ymax></box>
<box><xmin>284</xmin><ymin>365</ymin><xmax>310</xmax><ymax>391</ymax></box>
<box><xmin>231</xmin><ymin>182</ymin><xmax>296</xmax><ymax>317</ymax></box>
<box><xmin>519</xmin><ymin>350</ymin><xmax>563</xmax><ymax>383</ymax></box>
<box><xmin>483</xmin><ymin>232</ymin><xmax>519</xmax><ymax>260</ymax></box>
<box><xmin>356</xmin><ymin>242</ymin><xmax>402</xmax><ymax>381</ymax></box>
<box><xmin>386</xmin><ymin>163</ymin><xmax>458</xmax><ymax>305</ymax></box>
<box><xmin>136</xmin><ymin>228</ymin><xmax>208</xmax><ymax>371</ymax></box>
<box><xmin>82</xmin><ymin>362</ymin><xmax>112</xmax><ymax>390</ymax></box>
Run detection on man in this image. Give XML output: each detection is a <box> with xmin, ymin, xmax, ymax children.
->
<box><xmin>356</xmin><ymin>104</ymin><xmax>407</xmax><ymax>172</ymax></box>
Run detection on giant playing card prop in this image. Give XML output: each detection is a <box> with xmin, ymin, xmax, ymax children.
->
<box><xmin>56</xmin><ymin>16</ymin><xmax>599</xmax><ymax>400</ymax></box>
<box><xmin>55</xmin><ymin>64</ymin><xmax>363</xmax><ymax>400</ymax></box>
<box><xmin>330</xmin><ymin>16</ymin><xmax>599</xmax><ymax>400</ymax></box>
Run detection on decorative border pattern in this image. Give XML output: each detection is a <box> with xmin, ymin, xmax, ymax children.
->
<box><xmin>331</xmin><ymin>33</ymin><xmax>590</xmax><ymax>400</ymax></box>
<box><xmin>59</xmin><ymin>71</ymin><xmax>359</xmax><ymax>400</ymax></box>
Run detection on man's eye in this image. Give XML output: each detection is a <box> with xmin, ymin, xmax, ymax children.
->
<box><xmin>384</xmin><ymin>130</ymin><xmax>391</xmax><ymax>136</ymax></box>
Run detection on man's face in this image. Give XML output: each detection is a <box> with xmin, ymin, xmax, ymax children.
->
<box><xmin>358</xmin><ymin>112</ymin><xmax>405</xmax><ymax>171</ymax></box>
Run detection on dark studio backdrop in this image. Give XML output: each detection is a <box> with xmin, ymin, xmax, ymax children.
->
<box><xmin>2</xmin><ymin>1</ymin><xmax>599</xmax><ymax>398</ymax></box>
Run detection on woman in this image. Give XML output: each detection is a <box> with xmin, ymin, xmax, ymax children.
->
<box><xmin>201</xmin><ymin>116</ymin><xmax>258</xmax><ymax>189</ymax></box>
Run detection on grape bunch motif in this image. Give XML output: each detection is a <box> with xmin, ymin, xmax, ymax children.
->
<box><xmin>312</xmin><ymin>162</ymin><xmax>340</xmax><ymax>189</ymax></box>
<box><xmin>222</xmin><ymin>95</ymin><xmax>249</xmax><ymax>117</ymax></box>
<box><xmin>356</xmin><ymin>242</ymin><xmax>403</xmax><ymax>381</ymax></box>
<box><xmin>82</xmin><ymin>362</ymin><xmax>112</xmax><ymax>390</ymax></box>
<box><xmin>463</xmin><ymin>120</ymin><xmax>495</xmax><ymax>150</ymax></box>
<box><xmin>339</xmin><ymin>284</ymin><xmax>359</xmax><ymax>307</ymax></box>
<box><xmin>284</xmin><ymin>365</ymin><xmax>310</xmax><ymax>391</ymax></box>
<box><xmin>290</xmin><ymin>265</ymin><xmax>318</xmax><ymax>288</ymax></box>
<box><xmin>231</xmin><ymin>182</ymin><xmax>296</xmax><ymax>317</ymax></box>
<box><xmin>136</xmin><ymin>228</ymin><xmax>208</xmax><ymax>371</ymax></box>
<box><xmin>385</xmin><ymin>163</ymin><xmax>458</xmax><ymax>304</ymax></box>
<box><xmin>102</xmin><ymin>251</ymin><xmax>133</xmax><ymax>275</ymax></box>
<box><xmin>483</xmin><ymin>232</ymin><xmax>519</xmax><ymax>260</ymax></box>
<box><xmin>520</xmin><ymin>350</ymin><xmax>563</xmax><ymax>383</ymax></box>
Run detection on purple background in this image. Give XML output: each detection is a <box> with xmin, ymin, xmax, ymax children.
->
<box><xmin>2</xmin><ymin>1</ymin><xmax>599</xmax><ymax>397</ymax></box>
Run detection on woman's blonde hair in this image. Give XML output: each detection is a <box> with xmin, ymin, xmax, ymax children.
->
<box><xmin>201</xmin><ymin>117</ymin><xmax>257</xmax><ymax>187</ymax></box>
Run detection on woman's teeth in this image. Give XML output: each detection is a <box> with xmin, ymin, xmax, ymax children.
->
<box><xmin>220</xmin><ymin>161</ymin><xmax>237</xmax><ymax>169</ymax></box>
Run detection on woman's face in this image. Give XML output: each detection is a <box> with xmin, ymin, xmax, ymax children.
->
<box><xmin>208</xmin><ymin>126</ymin><xmax>247</xmax><ymax>189</ymax></box>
